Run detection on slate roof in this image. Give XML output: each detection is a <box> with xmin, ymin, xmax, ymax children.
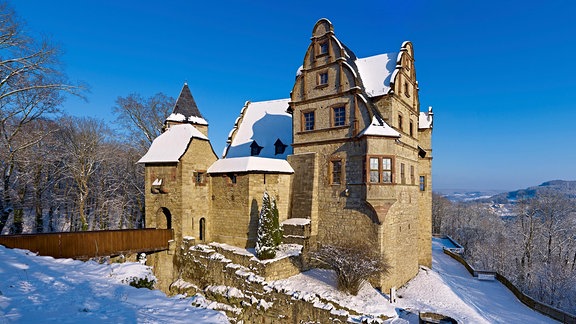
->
<box><xmin>165</xmin><ymin>83</ymin><xmax>208</xmax><ymax>125</ymax></box>
<box><xmin>173</xmin><ymin>83</ymin><xmax>203</xmax><ymax>119</ymax></box>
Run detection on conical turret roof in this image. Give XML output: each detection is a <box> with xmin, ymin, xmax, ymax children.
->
<box><xmin>166</xmin><ymin>83</ymin><xmax>208</xmax><ymax>125</ymax></box>
<box><xmin>174</xmin><ymin>83</ymin><xmax>203</xmax><ymax>119</ymax></box>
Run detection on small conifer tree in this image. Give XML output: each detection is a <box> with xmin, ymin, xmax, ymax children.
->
<box><xmin>255</xmin><ymin>191</ymin><xmax>277</xmax><ymax>259</ymax></box>
<box><xmin>271</xmin><ymin>196</ymin><xmax>283</xmax><ymax>247</ymax></box>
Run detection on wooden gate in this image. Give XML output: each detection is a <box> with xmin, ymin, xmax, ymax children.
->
<box><xmin>0</xmin><ymin>229</ymin><xmax>173</xmax><ymax>260</ymax></box>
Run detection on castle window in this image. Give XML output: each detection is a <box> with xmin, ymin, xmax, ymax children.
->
<box><xmin>409</xmin><ymin>120</ymin><xmax>414</xmax><ymax>137</ymax></box>
<box><xmin>420</xmin><ymin>176</ymin><xmax>426</xmax><ymax>191</ymax></box>
<box><xmin>410</xmin><ymin>165</ymin><xmax>415</xmax><ymax>185</ymax></box>
<box><xmin>400</xmin><ymin>163</ymin><xmax>405</xmax><ymax>184</ymax></box>
<box><xmin>404</xmin><ymin>82</ymin><xmax>410</xmax><ymax>97</ymax></box>
<box><xmin>398</xmin><ymin>114</ymin><xmax>403</xmax><ymax>131</ymax></box>
<box><xmin>332</xmin><ymin>106</ymin><xmax>345</xmax><ymax>127</ymax></box>
<box><xmin>367</xmin><ymin>156</ymin><xmax>393</xmax><ymax>184</ymax></box>
<box><xmin>317</xmin><ymin>71</ymin><xmax>328</xmax><ymax>86</ymax></box>
<box><xmin>199</xmin><ymin>218</ymin><xmax>206</xmax><ymax>241</ymax></box>
<box><xmin>369</xmin><ymin>157</ymin><xmax>380</xmax><ymax>183</ymax></box>
<box><xmin>303</xmin><ymin>111</ymin><xmax>315</xmax><ymax>131</ymax></box>
<box><xmin>382</xmin><ymin>158</ymin><xmax>392</xmax><ymax>183</ymax></box>
<box><xmin>319</xmin><ymin>41</ymin><xmax>328</xmax><ymax>55</ymax></box>
<box><xmin>151</xmin><ymin>178</ymin><xmax>167</xmax><ymax>194</ymax></box>
<box><xmin>250</xmin><ymin>140</ymin><xmax>263</xmax><ymax>156</ymax></box>
<box><xmin>331</xmin><ymin>159</ymin><xmax>342</xmax><ymax>184</ymax></box>
<box><xmin>227</xmin><ymin>173</ymin><xmax>237</xmax><ymax>184</ymax></box>
<box><xmin>274</xmin><ymin>138</ymin><xmax>287</xmax><ymax>155</ymax></box>
<box><xmin>194</xmin><ymin>171</ymin><xmax>206</xmax><ymax>185</ymax></box>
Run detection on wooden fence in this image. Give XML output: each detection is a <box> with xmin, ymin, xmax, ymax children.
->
<box><xmin>0</xmin><ymin>229</ymin><xmax>173</xmax><ymax>260</ymax></box>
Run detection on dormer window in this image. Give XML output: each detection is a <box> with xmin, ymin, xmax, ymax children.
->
<box><xmin>274</xmin><ymin>139</ymin><xmax>287</xmax><ymax>155</ymax></box>
<box><xmin>250</xmin><ymin>140</ymin><xmax>263</xmax><ymax>156</ymax></box>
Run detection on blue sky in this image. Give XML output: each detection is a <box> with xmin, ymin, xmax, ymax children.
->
<box><xmin>10</xmin><ymin>0</ymin><xmax>576</xmax><ymax>192</ymax></box>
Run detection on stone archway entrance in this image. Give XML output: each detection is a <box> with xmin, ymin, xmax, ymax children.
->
<box><xmin>156</xmin><ymin>207</ymin><xmax>172</xmax><ymax>229</ymax></box>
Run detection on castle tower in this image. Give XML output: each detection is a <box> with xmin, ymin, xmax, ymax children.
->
<box><xmin>289</xmin><ymin>18</ymin><xmax>433</xmax><ymax>290</ymax></box>
<box><xmin>139</xmin><ymin>83</ymin><xmax>218</xmax><ymax>290</ymax></box>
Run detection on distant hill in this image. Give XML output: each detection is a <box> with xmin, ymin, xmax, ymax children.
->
<box><xmin>439</xmin><ymin>180</ymin><xmax>576</xmax><ymax>203</ymax></box>
<box><xmin>485</xmin><ymin>180</ymin><xmax>576</xmax><ymax>204</ymax></box>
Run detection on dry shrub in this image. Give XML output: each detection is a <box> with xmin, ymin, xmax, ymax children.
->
<box><xmin>311</xmin><ymin>242</ymin><xmax>391</xmax><ymax>295</ymax></box>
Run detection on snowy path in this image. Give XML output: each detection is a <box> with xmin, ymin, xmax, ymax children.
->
<box><xmin>396</xmin><ymin>237</ymin><xmax>557</xmax><ymax>323</ymax></box>
<box><xmin>0</xmin><ymin>246</ymin><xmax>228</xmax><ymax>323</ymax></box>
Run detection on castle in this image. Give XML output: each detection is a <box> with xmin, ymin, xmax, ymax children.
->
<box><xmin>138</xmin><ymin>18</ymin><xmax>433</xmax><ymax>292</ymax></box>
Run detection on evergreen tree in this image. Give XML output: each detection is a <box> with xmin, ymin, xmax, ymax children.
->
<box><xmin>271</xmin><ymin>196</ymin><xmax>283</xmax><ymax>247</ymax></box>
<box><xmin>255</xmin><ymin>191</ymin><xmax>277</xmax><ymax>259</ymax></box>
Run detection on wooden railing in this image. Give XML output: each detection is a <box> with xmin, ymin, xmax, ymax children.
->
<box><xmin>0</xmin><ymin>229</ymin><xmax>173</xmax><ymax>260</ymax></box>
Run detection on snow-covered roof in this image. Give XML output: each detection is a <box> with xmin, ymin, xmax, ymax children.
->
<box><xmin>281</xmin><ymin>218</ymin><xmax>311</xmax><ymax>226</ymax></box>
<box><xmin>223</xmin><ymin>98</ymin><xmax>292</xmax><ymax>159</ymax></box>
<box><xmin>207</xmin><ymin>157</ymin><xmax>294</xmax><ymax>174</ymax></box>
<box><xmin>137</xmin><ymin>124</ymin><xmax>208</xmax><ymax>164</ymax></box>
<box><xmin>419</xmin><ymin>107</ymin><xmax>433</xmax><ymax>129</ymax></box>
<box><xmin>166</xmin><ymin>113</ymin><xmax>208</xmax><ymax>125</ymax></box>
<box><xmin>355</xmin><ymin>53</ymin><xmax>397</xmax><ymax>97</ymax></box>
<box><xmin>358</xmin><ymin>116</ymin><xmax>401</xmax><ymax>138</ymax></box>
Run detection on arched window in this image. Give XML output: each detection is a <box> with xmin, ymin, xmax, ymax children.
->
<box><xmin>199</xmin><ymin>218</ymin><xmax>206</xmax><ymax>241</ymax></box>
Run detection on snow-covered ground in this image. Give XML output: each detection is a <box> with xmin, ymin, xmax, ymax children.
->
<box><xmin>0</xmin><ymin>246</ymin><xmax>228</xmax><ymax>323</ymax></box>
<box><xmin>394</xmin><ymin>238</ymin><xmax>556</xmax><ymax>323</ymax></box>
<box><xmin>0</xmin><ymin>238</ymin><xmax>558</xmax><ymax>323</ymax></box>
<box><xmin>272</xmin><ymin>238</ymin><xmax>557</xmax><ymax>323</ymax></box>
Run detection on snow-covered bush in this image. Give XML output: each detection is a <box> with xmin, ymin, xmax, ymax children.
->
<box><xmin>127</xmin><ymin>276</ymin><xmax>155</xmax><ymax>289</ymax></box>
<box><xmin>255</xmin><ymin>191</ymin><xmax>282</xmax><ymax>260</ymax></box>
<box><xmin>138</xmin><ymin>253</ymin><xmax>147</xmax><ymax>264</ymax></box>
<box><xmin>311</xmin><ymin>242</ymin><xmax>391</xmax><ymax>295</ymax></box>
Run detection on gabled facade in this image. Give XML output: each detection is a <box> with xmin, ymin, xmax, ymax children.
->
<box><xmin>140</xmin><ymin>19</ymin><xmax>433</xmax><ymax>292</ymax></box>
<box><xmin>288</xmin><ymin>19</ymin><xmax>432</xmax><ymax>289</ymax></box>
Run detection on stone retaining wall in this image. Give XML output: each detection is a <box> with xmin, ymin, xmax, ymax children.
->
<box><xmin>170</xmin><ymin>238</ymin><xmax>387</xmax><ymax>323</ymax></box>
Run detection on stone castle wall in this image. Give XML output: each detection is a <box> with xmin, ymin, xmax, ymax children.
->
<box><xmin>209</xmin><ymin>173</ymin><xmax>292</xmax><ymax>248</ymax></box>
<box><xmin>169</xmin><ymin>238</ymin><xmax>388</xmax><ymax>323</ymax></box>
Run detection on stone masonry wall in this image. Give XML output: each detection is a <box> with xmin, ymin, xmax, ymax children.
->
<box><xmin>170</xmin><ymin>238</ymin><xmax>388</xmax><ymax>323</ymax></box>
<box><xmin>287</xmin><ymin>153</ymin><xmax>319</xmax><ymax>237</ymax></box>
<box><xmin>209</xmin><ymin>172</ymin><xmax>292</xmax><ymax>248</ymax></box>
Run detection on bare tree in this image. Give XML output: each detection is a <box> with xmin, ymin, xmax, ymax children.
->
<box><xmin>59</xmin><ymin>117</ymin><xmax>110</xmax><ymax>231</ymax></box>
<box><xmin>0</xmin><ymin>2</ymin><xmax>84</xmax><ymax>233</ymax></box>
<box><xmin>432</xmin><ymin>192</ymin><xmax>451</xmax><ymax>235</ymax></box>
<box><xmin>113</xmin><ymin>93</ymin><xmax>173</xmax><ymax>151</ymax></box>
